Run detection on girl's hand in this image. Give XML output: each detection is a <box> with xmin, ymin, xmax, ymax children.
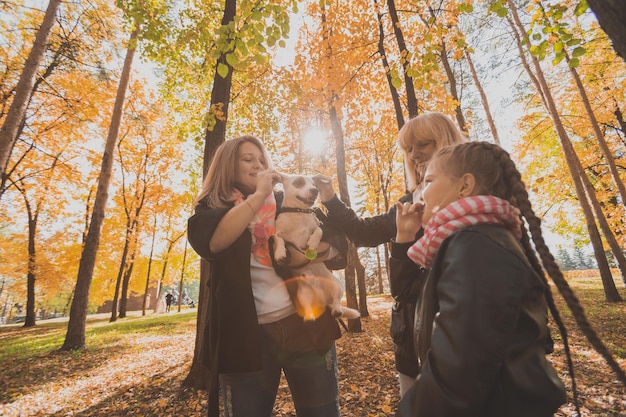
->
<box><xmin>395</xmin><ymin>201</ymin><xmax>424</xmax><ymax>243</ymax></box>
<box><xmin>312</xmin><ymin>174</ymin><xmax>336</xmax><ymax>202</ymax></box>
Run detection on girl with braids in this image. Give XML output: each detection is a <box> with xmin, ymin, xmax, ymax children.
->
<box><xmin>392</xmin><ymin>141</ymin><xmax>626</xmax><ymax>417</ymax></box>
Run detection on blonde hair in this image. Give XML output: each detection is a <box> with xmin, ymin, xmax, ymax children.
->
<box><xmin>193</xmin><ymin>135</ymin><xmax>272</xmax><ymax>208</ymax></box>
<box><xmin>398</xmin><ymin>112</ymin><xmax>467</xmax><ymax>191</ymax></box>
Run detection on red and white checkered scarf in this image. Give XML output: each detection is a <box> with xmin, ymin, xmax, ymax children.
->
<box><xmin>407</xmin><ymin>195</ymin><xmax>522</xmax><ymax>268</ymax></box>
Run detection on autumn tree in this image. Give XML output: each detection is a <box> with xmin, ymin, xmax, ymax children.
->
<box><xmin>0</xmin><ymin>0</ymin><xmax>61</xmax><ymax>190</ymax></box>
<box><xmin>498</xmin><ymin>0</ymin><xmax>623</xmax><ymax>301</ymax></box>
<box><xmin>62</xmin><ymin>19</ymin><xmax>140</xmax><ymax>349</ymax></box>
<box><xmin>140</xmin><ymin>0</ymin><xmax>297</xmax><ymax>396</ymax></box>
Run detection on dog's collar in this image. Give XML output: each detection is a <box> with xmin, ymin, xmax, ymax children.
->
<box><xmin>278</xmin><ymin>207</ymin><xmax>315</xmax><ymax>214</ymax></box>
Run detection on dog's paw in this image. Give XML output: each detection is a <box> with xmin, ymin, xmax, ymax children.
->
<box><xmin>274</xmin><ymin>246</ymin><xmax>289</xmax><ymax>265</ymax></box>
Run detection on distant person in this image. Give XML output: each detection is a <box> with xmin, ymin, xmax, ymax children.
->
<box><xmin>314</xmin><ymin>112</ymin><xmax>466</xmax><ymax>396</ymax></box>
<box><xmin>165</xmin><ymin>292</ymin><xmax>174</xmax><ymax>313</ymax></box>
<box><xmin>393</xmin><ymin>141</ymin><xmax>626</xmax><ymax>416</ymax></box>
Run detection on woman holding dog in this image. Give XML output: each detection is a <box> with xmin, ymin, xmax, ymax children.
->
<box><xmin>188</xmin><ymin>135</ymin><xmax>342</xmax><ymax>417</ymax></box>
<box><xmin>314</xmin><ymin>112</ymin><xmax>466</xmax><ymax>397</ymax></box>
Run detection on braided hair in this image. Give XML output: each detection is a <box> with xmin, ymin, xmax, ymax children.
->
<box><xmin>433</xmin><ymin>141</ymin><xmax>626</xmax><ymax>410</ymax></box>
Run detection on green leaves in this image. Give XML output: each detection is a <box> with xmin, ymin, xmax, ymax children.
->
<box><xmin>217</xmin><ymin>62</ymin><xmax>229</xmax><ymax>78</ymax></box>
<box><xmin>488</xmin><ymin>0</ymin><xmax>508</xmax><ymax>18</ymax></box>
<box><xmin>525</xmin><ymin>1</ymin><xmax>588</xmax><ymax>67</ymax></box>
<box><xmin>574</xmin><ymin>0</ymin><xmax>588</xmax><ymax>16</ymax></box>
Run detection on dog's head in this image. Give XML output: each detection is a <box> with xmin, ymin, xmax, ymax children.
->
<box><xmin>281</xmin><ymin>174</ymin><xmax>319</xmax><ymax>209</ymax></box>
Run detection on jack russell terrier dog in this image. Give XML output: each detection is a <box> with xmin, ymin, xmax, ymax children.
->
<box><xmin>273</xmin><ymin>174</ymin><xmax>360</xmax><ymax>322</ymax></box>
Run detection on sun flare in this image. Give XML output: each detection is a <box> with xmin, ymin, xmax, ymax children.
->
<box><xmin>302</xmin><ymin>127</ymin><xmax>328</xmax><ymax>156</ymax></box>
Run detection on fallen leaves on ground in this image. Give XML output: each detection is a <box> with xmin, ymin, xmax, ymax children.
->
<box><xmin>0</xmin><ymin>294</ymin><xmax>624</xmax><ymax>416</ymax></box>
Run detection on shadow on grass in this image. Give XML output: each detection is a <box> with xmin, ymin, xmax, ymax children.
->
<box><xmin>47</xmin><ymin>362</ymin><xmax>207</xmax><ymax>417</ymax></box>
<box><xmin>0</xmin><ymin>311</ymin><xmax>197</xmax><ymax>406</ymax></box>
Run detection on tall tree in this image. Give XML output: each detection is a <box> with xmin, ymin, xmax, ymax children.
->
<box><xmin>586</xmin><ymin>0</ymin><xmax>626</xmax><ymax>61</ymax></box>
<box><xmin>386</xmin><ymin>0</ymin><xmax>418</xmax><ymax>118</ymax></box>
<box><xmin>524</xmin><ymin>0</ymin><xmax>626</xmax><ymax>287</ymax></box>
<box><xmin>374</xmin><ymin>0</ymin><xmax>404</xmax><ymax>129</ymax></box>
<box><xmin>504</xmin><ymin>0</ymin><xmax>622</xmax><ymax>301</ymax></box>
<box><xmin>8</xmin><ymin>154</ymin><xmax>61</xmax><ymax>327</ymax></box>
<box><xmin>62</xmin><ymin>27</ymin><xmax>139</xmax><ymax>350</ymax></box>
<box><xmin>0</xmin><ymin>0</ymin><xmax>61</xmax><ymax>189</ymax></box>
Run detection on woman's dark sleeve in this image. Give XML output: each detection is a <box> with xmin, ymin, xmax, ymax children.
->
<box><xmin>321</xmin><ymin>193</ymin><xmax>411</xmax><ymax>247</ymax></box>
<box><xmin>187</xmin><ymin>205</ymin><xmax>231</xmax><ymax>261</ymax></box>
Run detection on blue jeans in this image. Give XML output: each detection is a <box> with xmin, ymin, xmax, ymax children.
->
<box><xmin>219</xmin><ymin>317</ymin><xmax>340</xmax><ymax>417</ymax></box>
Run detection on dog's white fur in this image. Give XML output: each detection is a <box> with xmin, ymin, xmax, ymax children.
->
<box><xmin>274</xmin><ymin>174</ymin><xmax>360</xmax><ymax>321</ymax></box>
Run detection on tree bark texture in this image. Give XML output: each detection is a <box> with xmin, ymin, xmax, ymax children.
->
<box><xmin>587</xmin><ymin>0</ymin><xmax>626</xmax><ymax>62</ymax></box>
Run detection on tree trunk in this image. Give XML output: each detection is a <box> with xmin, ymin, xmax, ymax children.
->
<box><xmin>142</xmin><ymin>216</ymin><xmax>158</xmax><ymax>315</ymax></box>
<box><xmin>110</xmin><ymin>225</ymin><xmax>132</xmax><ymax>323</ymax></box>
<box><xmin>375</xmin><ymin>246</ymin><xmax>384</xmax><ymax>294</ymax></box>
<box><xmin>329</xmin><ymin>104</ymin><xmax>362</xmax><ymax>332</ymax></box>
<box><xmin>356</xmin><ymin>251</ymin><xmax>369</xmax><ymax>318</ymax></box>
<box><xmin>119</xmin><ymin>218</ymin><xmax>141</xmax><ymax>318</ymax></box>
<box><xmin>62</xmin><ymin>28</ymin><xmax>139</xmax><ymax>350</ymax></box>
<box><xmin>119</xmin><ymin>242</ymin><xmax>137</xmax><ymax>318</ymax></box>
<box><xmin>374</xmin><ymin>0</ymin><xmax>404</xmax><ymax>129</ymax></box>
<box><xmin>464</xmin><ymin>49</ymin><xmax>500</xmax><ymax>144</ymax></box>
<box><xmin>439</xmin><ymin>41</ymin><xmax>467</xmax><ymax>133</ymax></box>
<box><xmin>183</xmin><ymin>0</ymin><xmax>236</xmax><ymax>394</ymax></box>
<box><xmin>565</xmin><ymin>52</ymin><xmax>626</xmax><ymax>209</ymax></box>
<box><xmin>177</xmin><ymin>240</ymin><xmax>188</xmax><ymax>313</ymax></box>
<box><xmin>25</xmin><ymin>210</ymin><xmax>37</xmax><ymax>328</ymax></box>
<box><xmin>386</xmin><ymin>0</ymin><xmax>418</xmax><ymax>118</ymax></box>
<box><xmin>0</xmin><ymin>0</ymin><xmax>61</xmax><ymax>185</ymax></box>
<box><xmin>586</xmin><ymin>0</ymin><xmax>626</xmax><ymax>62</ymax></box>
<box><xmin>507</xmin><ymin>3</ymin><xmax>621</xmax><ymax>301</ymax></box>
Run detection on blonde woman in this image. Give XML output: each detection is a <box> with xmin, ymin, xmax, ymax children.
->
<box><xmin>314</xmin><ymin>112</ymin><xmax>467</xmax><ymax>397</ymax></box>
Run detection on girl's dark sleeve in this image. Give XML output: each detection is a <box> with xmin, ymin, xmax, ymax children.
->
<box><xmin>398</xmin><ymin>231</ymin><xmax>529</xmax><ymax>416</ymax></box>
<box><xmin>389</xmin><ymin>238</ymin><xmax>427</xmax><ymax>303</ymax></box>
<box><xmin>321</xmin><ymin>193</ymin><xmax>411</xmax><ymax>247</ymax></box>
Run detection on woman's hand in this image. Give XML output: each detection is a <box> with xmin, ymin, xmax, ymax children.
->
<box><xmin>253</xmin><ymin>169</ymin><xmax>282</xmax><ymax>198</ymax></box>
<box><xmin>312</xmin><ymin>174</ymin><xmax>335</xmax><ymax>202</ymax></box>
<box><xmin>395</xmin><ymin>201</ymin><xmax>424</xmax><ymax>243</ymax></box>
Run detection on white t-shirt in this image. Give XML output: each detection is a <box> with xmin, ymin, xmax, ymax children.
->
<box><xmin>250</xmin><ymin>254</ymin><xmax>296</xmax><ymax>324</ymax></box>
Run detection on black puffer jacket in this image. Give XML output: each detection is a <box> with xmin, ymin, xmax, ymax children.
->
<box><xmin>322</xmin><ymin>194</ymin><xmax>425</xmax><ymax>378</ymax></box>
<box><xmin>392</xmin><ymin>224</ymin><xmax>566</xmax><ymax>417</ymax></box>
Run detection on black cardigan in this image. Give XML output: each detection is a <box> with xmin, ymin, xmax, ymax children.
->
<box><xmin>188</xmin><ymin>203</ymin><xmax>262</xmax><ymax>373</ymax></box>
<box><xmin>187</xmin><ymin>193</ymin><xmax>342</xmax><ymax>375</ymax></box>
